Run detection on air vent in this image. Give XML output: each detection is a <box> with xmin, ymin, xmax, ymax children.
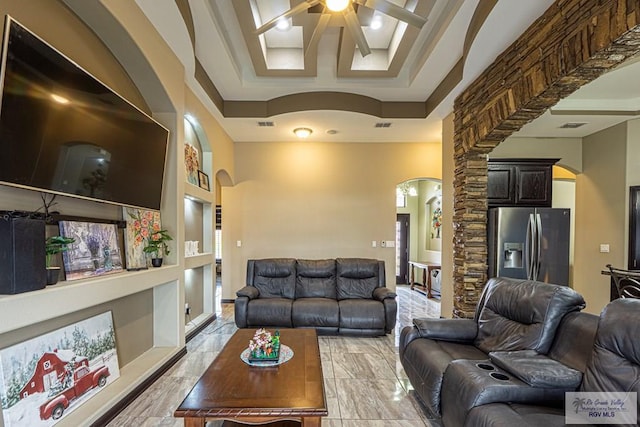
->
<box><xmin>375</xmin><ymin>122</ymin><xmax>392</xmax><ymax>128</ymax></box>
<box><xmin>559</xmin><ymin>122</ymin><xmax>588</xmax><ymax>129</ymax></box>
<box><xmin>257</xmin><ymin>121</ymin><xmax>274</xmax><ymax>127</ymax></box>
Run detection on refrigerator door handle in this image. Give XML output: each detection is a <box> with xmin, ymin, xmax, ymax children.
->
<box><xmin>534</xmin><ymin>213</ymin><xmax>543</xmax><ymax>281</ymax></box>
<box><xmin>525</xmin><ymin>214</ymin><xmax>535</xmax><ymax>280</ymax></box>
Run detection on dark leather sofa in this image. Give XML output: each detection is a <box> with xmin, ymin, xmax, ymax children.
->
<box><xmin>234</xmin><ymin>258</ymin><xmax>397</xmax><ymax>336</ymax></box>
<box><xmin>399</xmin><ymin>277</ymin><xmax>588</xmax><ymax>424</ymax></box>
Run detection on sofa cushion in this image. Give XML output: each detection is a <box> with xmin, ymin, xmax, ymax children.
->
<box><xmin>292</xmin><ymin>298</ymin><xmax>339</xmax><ymax>327</ymax></box>
<box><xmin>474</xmin><ymin>277</ymin><xmax>585</xmax><ymax>354</ymax></box>
<box><xmin>336</xmin><ymin>258</ymin><xmax>381</xmax><ymax>300</ymax></box>
<box><xmin>338</xmin><ymin>299</ymin><xmax>385</xmax><ymax>330</ymax></box>
<box><xmin>295</xmin><ymin>259</ymin><xmax>337</xmax><ymax>299</ymax></box>
<box><xmin>250</xmin><ymin>258</ymin><xmax>296</xmax><ymax>299</ymax></box>
<box><xmin>246</xmin><ymin>298</ymin><xmax>293</xmax><ymax>327</ymax></box>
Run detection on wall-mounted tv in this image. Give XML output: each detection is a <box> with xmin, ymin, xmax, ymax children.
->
<box><xmin>0</xmin><ymin>16</ymin><xmax>169</xmax><ymax>211</ymax></box>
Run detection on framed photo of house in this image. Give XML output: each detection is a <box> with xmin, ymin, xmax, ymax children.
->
<box><xmin>58</xmin><ymin>221</ymin><xmax>123</xmax><ymax>280</ymax></box>
<box><xmin>198</xmin><ymin>170</ymin><xmax>210</xmax><ymax>191</ymax></box>
<box><xmin>0</xmin><ymin>311</ymin><xmax>120</xmax><ymax>426</ymax></box>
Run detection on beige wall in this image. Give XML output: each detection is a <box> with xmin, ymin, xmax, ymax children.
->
<box><xmin>574</xmin><ymin>122</ymin><xmax>627</xmax><ymax>314</ymax></box>
<box><xmin>221</xmin><ymin>141</ymin><xmax>442</xmax><ymax>298</ymax></box>
<box><xmin>490</xmin><ymin>137</ymin><xmax>583</xmax><ymax>173</ymax></box>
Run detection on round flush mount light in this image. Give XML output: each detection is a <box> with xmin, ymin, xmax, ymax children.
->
<box><xmin>326</xmin><ymin>0</ymin><xmax>350</xmax><ymax>12</ymax></box>
<box><xmin>293</xmin><ymin>127</ymin><xmax>313</xmax><ymax>139</ymax></box>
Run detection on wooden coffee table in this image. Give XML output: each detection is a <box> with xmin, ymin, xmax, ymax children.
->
<box><xmin>174</xmin><ymin>328</ymin><xmax>327</xmax><ymax>427</ymax></box>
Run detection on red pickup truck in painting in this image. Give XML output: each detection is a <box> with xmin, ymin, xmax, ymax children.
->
<box><xmin>39</xmin><ymin>365</ymin><xmax>110</xmax><ymax>420</ymax></box>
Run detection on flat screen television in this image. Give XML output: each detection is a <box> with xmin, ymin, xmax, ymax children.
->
<box><xmin>0</xmin><ymin>16</ymin><xmax>169</xmax><ymax>211</ymax></box>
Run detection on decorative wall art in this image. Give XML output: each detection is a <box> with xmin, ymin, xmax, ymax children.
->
<box><xmin>58</xmin><ymin>221</ymin><xmax>123</xmax><ymax>280</ymax></box>
<box><xmin>197</xmin><ymin>170</ymin><xmax>210</xmax><ymax>191</ymax></box>
<box><xmin>0</xmin><ymin>311</ymin><xmax>120</xmax><ymax>426</ymax></box>
<box><xmin>432</xmin><ymin>206</ymin><xmax>442</xmax><ymax>239</ymax></box>
<box><xmin>123</xmin><ymin>208</ymin><xmax>162</xmax><ymax>269</ymax></box>
<box><xmin>184</xmin><ymin>144</ymin><xmax>200</xmax><ymax>185</ymax></box>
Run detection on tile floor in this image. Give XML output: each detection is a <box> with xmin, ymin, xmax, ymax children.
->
<box><xmin>108</xmin><ymin>285</ymin><xmax>441</xmax><ymax>426</ymax></box>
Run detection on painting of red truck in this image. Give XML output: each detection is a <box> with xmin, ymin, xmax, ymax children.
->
<box><xmin>0</xmin><ymin>312</ymin><xmax>120</xmax><ymax>426</ymax></box>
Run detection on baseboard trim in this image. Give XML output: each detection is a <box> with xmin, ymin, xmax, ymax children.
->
<box><xmin>90</xmin><ymin>347</ymin><xmax>187</xmax><ymax>426</ymax></box>
<box><xmin>186</xmin><ymin>313</ymin><xmax>216</xmax><ymax>342</ymax></box>
<box><xmin>221</xmin><ymin>298</ymin><xmax>234</xmax><ymax>303</ymax></box>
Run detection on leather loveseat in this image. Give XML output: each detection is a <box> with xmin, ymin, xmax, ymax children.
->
<box><xmin>234</xmin><ymin>258</ymin><xmax>397</xmax><ymax>336</ymax></box>
<box><xmin>399</xmin><ymin>277</ymin><xmax>587</xmax><ymax>423</ymax></box>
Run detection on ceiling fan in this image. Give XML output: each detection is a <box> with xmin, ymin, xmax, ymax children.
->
<box><xmin>254</xmin><ymin>0</ymin><xmax>428</xmax><ymax>57</ymax></box>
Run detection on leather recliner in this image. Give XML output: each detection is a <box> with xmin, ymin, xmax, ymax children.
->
<box><xmin>399</xmin><ymin>277</ymin><xmax>586</xmax><ymax>417</ymax></box>
<box><xmin>465</xmin><ymin>297</ymin><xmax>640</xmax><ymax>427</ymax></box>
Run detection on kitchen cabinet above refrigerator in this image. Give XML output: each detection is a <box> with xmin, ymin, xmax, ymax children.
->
<box><xmin>487</xmin><ymin>159</ymin><xmax>558</xmax><ymax>208</ymax></box>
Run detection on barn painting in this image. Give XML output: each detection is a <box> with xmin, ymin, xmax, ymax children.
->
<box><xmin>0</xmin><ymin>312</ymin><xmax>120</xmax><ymax>426</ymax></box>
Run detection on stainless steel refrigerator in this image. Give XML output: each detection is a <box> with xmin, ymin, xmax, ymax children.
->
<box><xmin>488</xmin><ymin>207</ymin><xmax>570</xmax><ymax>285</ymax></box>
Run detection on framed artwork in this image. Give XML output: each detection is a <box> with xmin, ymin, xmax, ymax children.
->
<box><xmin>123</xmin><ymin>208</ymin><xmax>161</xmax><ymax>269</ymax></box>
<box><xmin>198</xmin><ymin>170</ymin><xmax>210</xmax><ymax>191</ymax></box>
<box><xmin>184</xmin><ymin>143</ymin><xmax>200</xmax><ymax>185</ymax></box>
<box><xmin>0</xmin><ymin>311</ymin><xmax>120</xmax><ymax>426</ymax></box>
<box><xmin>58</xmin><ymin>221</ymin><xmax>123</xmax><ymax>281</ymax></box>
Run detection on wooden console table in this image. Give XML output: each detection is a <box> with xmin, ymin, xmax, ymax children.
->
<box><xmin>409</xmin><ymin>261</ymin><xmax>440</xmax><ymax>298</ymax></box>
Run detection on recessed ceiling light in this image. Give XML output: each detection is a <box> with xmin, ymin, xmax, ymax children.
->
<box><xmin>293</xmin><ymin>127</ymin><xmax>313</xmax><ymax>138</ymax></box>
<box><xmin>326</xmin><ymin>0</ymin><xmax>350</xmax><ymax>12</ymax></box>
<box><xmin>276</xmin><ymin>18</ymin><xmax>291</xmax><ymax>31</ymax></box>
<box><xmin>370</xmin><ymin>16</ymin><xmax>382</xmax><ymax>30</ymax></box>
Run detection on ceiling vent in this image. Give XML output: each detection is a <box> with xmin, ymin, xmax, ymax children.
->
<box><xmin>559</xmin><ymin>122</ymin><xmax>588</xmax><ymax>129</ymax></box>
<box><xmin>257</xmin><ymin>121</ymin><xmax>274</xmax><ymax>127</ymax></box>
<box><xmin>375</xmin><ymin>122</ymin><xmax>392</xmax><ymax>128</ymax></box>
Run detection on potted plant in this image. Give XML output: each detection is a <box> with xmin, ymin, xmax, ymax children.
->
<box><xmin>45</xmin><ymin>236</ymin><xmax>75</xmax><ymax>285</ymax></box>
<box><xmin>143</xmin><ymin>229</ymin><xmax>172</xmax><ymax>267</ymax></box>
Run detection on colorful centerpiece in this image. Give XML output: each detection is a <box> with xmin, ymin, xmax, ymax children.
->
<box><xmin>248</xmin><ymin>328</ymin><xmax>280</xmax><ymax>363</ymax></box>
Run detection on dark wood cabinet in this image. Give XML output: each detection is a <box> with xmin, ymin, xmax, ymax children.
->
<box><xmin>488</xmin><ymin>159</ymin><xmax>558</xmax><ymax>207</ymax></box>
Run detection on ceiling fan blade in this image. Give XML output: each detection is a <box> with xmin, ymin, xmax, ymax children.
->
<box><xmin>361</xmin><ymin>0</ymin><xmax>427</xmax><ymax>28</ymax></box>
<box><xmin>254</xmin><ymin>0</ymin><xmax>320</xmax><ymax>35</ymax></box>
<box><xmin>305</xmin><ymin>13</ymin><xmax>331</xmax><ymax>58</ymax></box>
<box><xmin>343</xmin><ymin>6</ymin><xmax>371</xmax><ymax>57</ymax></box>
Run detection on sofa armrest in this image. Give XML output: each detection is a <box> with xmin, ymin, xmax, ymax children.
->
<box><xmin>489</xmin><ymin>350</ymin><xmax>582</xmax><ymax>389</ymax></box>
<box><xmin>413</xmin><ymin>318</ymin><xmax>478</xmax><ymax>343</ymax></box>
<box><xmin>236</xmin><ymin>286</ymin><xmax>259</xmax><ymax>300</ymax></box>
<box><xmin>373</xmin><ymin>287</ymin><xmax>397</xmax><ymax>301</ymax></box>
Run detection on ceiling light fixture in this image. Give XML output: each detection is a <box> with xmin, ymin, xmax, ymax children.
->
<box><xmin>294</xmin><ymin>127</ymin><xmax>313</xmax><ymax>138</ymax></box>
<box><xmin>276</xmin><ymin>18</ymin><xmax>291</xmax><ymax>31</ymax></box>
<box><xmin>326</xmin><ymin>0</ymin><xmax>350</xmax><ymax>12</ymax></box>
<box><xmin>51</xmin><ymin>94</ymin><xmax>69</xmax><ymax>104</ymax></box>
<box><xmin>370</xmin><ymin>16</ymin><xmax>383</xmax><ymax>30</ymax></box>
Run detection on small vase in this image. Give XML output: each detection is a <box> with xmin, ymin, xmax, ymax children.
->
<box><xmin>151</xmin><ymin>258</ymin><xmax>163</xmax><ymax>267</ymax></box>
<box><xmin>46</xmin><ymin>267</ymin><xmax>61</xmax><ymax>285</ymax></box>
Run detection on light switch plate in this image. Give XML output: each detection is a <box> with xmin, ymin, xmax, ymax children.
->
<box><xmin>599</xmin><ymin>244</ymin><xmax>610</xmax><ymax>253</ymax></box>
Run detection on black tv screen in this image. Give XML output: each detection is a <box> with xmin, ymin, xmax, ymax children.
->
<box><xmin>0</xmin><ymin>17</ymin><xmax>169</xmax><ymax>210</ymax></box>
